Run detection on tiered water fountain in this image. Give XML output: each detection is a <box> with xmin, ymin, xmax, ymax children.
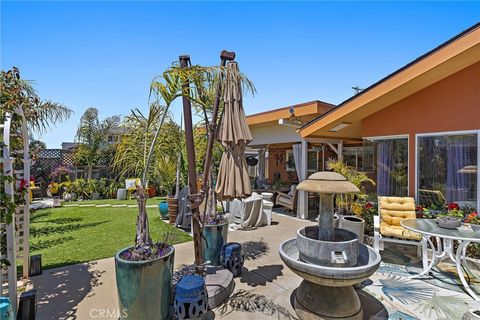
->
<box><xmin>279</xmin><ymin>172</ymin><xmax>381</xmax><ymax>320</ymax></box>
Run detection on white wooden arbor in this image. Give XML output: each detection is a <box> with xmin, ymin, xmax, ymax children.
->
<box><xmin>1</xmin><ymin>107</ymin><xmax>31</xmax><ymax>308</ymax></box>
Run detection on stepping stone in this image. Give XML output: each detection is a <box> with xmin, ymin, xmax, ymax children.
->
<box><xmin>112</xmin><ymin>204</ymin><xmax>128</xmax><ymax>207</ymax></box>
<box><xmin>96</xmin><ymin>204</ymin><xmax>111</xmax><ymax>207</ymax></box>
<box><xmin>127</xmin><ymin>205</ymin><xmax>137</xmax><ymax>208</ymax></box>
<box><xmin>146</xmin><ymin>205</ymin><xmax>156</xmax><ymax>208</ymax></box>
<box><xmin>79</xmin><ymin>204</ymin><xmax>95</xmax><ymax>207</ymax></box>
<box><xmin>204</xmin><ymin>267</ymin><xmax>234</xmax><ymax>309</ymax></box>
<box><xmin>63</xmin><ymin>204</ymin><xmax>79</xmax><ymax>207</ymax></box>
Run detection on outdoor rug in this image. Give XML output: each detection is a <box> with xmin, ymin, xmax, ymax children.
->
<box><xmin>361</xmin><ymin>243</ymin><xmax>480</xmax><ymax>319</ymax></box>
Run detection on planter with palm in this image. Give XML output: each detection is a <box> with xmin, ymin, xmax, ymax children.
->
<box><xmin>327</xmin><ymin>159</ymin><xmax>375</xmax><ymax>241</ymax></box>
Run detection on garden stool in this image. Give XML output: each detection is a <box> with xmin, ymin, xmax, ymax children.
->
<box><xmin>174</xmin><ymin>275</ymin><xmax>208</xmax><ymax>320</ymax></box>
<box><xmin>220</xmin><ymin>242</ymin><xmax>244</xmax><ymax>277</ymax></box>
<box><xmin>0</xmin><ymin>297</ymin><xmax>14</xmax><ymax>320</ymax></box>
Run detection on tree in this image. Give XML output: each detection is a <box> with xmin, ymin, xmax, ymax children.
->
<box><xmin>75</xmin><ymin>107</ymin><xmax>120</xmax><ymax>179</ymax></box>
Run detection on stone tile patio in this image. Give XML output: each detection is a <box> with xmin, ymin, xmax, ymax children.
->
<box><xmin>28</xmin><ymin>212</ymin><xmax>479</xmax><ymax>320</ymax></box>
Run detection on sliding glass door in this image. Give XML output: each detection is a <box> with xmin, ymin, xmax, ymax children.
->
<box><xmin>364</xmin><ymin>137</ymin><xmax>409</xmax><ymax>197</ymax></box>
<box><xmin>417</xmin><ymin>132</ymin><xmax>478</xmax><ymax>210</ymax></box>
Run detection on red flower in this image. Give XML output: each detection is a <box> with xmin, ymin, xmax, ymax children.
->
<box><xmin>416</xmin><ymin>205</ymin><xmax>424</xmax><ymax>212</ymax></box>
<box><xmin>447</xmin><ymin>203</ymin><xmax>459</xmax><ymax>210</ymax></box>
<box><xmin>364</xmin><ymin>202</ymin><xmax>373</xmax><ymax>210</ymax></box>
<box><xmin>18</xmin><ymin>179</ymin><xmax>28</xmax><ymax>191</ymax></box>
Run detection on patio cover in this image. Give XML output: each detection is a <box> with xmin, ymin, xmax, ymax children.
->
<box><xmin>215</xmin><ymin>62</ymin><xmax>252</xmax><ymax>200</ymax></box>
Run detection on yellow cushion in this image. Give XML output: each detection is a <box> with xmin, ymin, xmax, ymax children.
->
<box><xmin>379</xmin><ymin>196</ymin><xmax>421</xmax><ymax>240</ymax></box>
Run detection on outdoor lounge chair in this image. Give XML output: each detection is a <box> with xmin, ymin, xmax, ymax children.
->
<box><xmin>276</xmin><ymin>184</ymin><xmax>297</xmax><ymax>212</ymax></box>
<box><xmin>374</xmin><ymin>196</ymin><xmax>428</xmax><ymax>268</ymax></box>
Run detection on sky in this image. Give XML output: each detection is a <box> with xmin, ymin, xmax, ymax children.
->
<box><xmin>1</xmin><ymin>1</ymin><xmax>479</xmax><ymax>148</ymax></box>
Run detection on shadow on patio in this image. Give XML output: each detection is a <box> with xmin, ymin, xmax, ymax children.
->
<box><xmin>30</xmin><ymin>261</ymin><xmax>105</xmax><ymax>320</ymax></box>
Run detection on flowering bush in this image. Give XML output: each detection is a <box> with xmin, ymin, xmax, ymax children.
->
<box><xmin>360</xmin><ymin>202</ymin><xmax>377</xmax><ymax>236</ymax></box>
<box><xmin>415</xmin><ymin>205</ymin><xmax>433</xmax><ymax>219</ymax></box>
<box><xmin>464</xmin><ymin>212</ymin><xmax>479</xmax><ymax>225</ymax></box>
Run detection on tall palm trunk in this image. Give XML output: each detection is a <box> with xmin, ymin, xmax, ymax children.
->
<box><xmin>135</xmin><ymin>186</ymin><xmax>152</xmax><ymax>247</ymax></box>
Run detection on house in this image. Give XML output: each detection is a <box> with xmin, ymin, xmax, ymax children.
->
<box><xmin>247</xmin><ymin>23</ymin><xmax>480</xmax><ymax>219</ymax></box>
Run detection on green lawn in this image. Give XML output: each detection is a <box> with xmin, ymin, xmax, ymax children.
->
<box><xmin>29</xmin><ymin>206</ymin><xmax>191</xmax><ymax>269</ymax></box>
<box><xmin>61</xmin><ymin>196</ymin><xmax>167</xmax><ymax>206</ymax></box>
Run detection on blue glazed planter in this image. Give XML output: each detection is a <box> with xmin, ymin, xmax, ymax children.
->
<box><xmin>115</xmin><ymin>246</ymin><xmax>175</xmax><ymax>320</ymax></box>
<box><xmin>0</xmin><ymin>297</ymin><xmax>15</xmax><ymax>320</ymax></box>
<box><xmin>202</xmin><ymin>222</ymin><xmax>228</xmax><ymax>266</ymax></box>
<box><xmin>158</xmin><ymin>201</ymin><xmax>169</xmax><ymax>219</ymax></box>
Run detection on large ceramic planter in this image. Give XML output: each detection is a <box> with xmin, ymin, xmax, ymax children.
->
<box><xmin>91</xmin><ymin>192</ymin><xmax>100</xmax><ymax>200</ymax></box>
<box><xmin>115</xmin><ymin>246</ymin><xmax>175</xmax><ymax>320</ymax></box>
<box><xmin>340</xmin><ymin>215</ymin><xmax>365</xmax><ymax>243</ymax></box>
<box><xmin>166</xmin><ymin>196</ymin><xmax>178</xmax><ymax>225</ymax></box>
<box><xmin>117</xmin><ymin>189</ymin><xmax>127</xmax><ymax>200</ymax></box>
<box><xmin>202</xmin><ymin>222</ymin><xmax>228</xmax><ymax>266</ymax></box>
<box><xmin>158</xmin><ymin>201</ymin><xmax>168</xmax><ymax>219</ymax></box>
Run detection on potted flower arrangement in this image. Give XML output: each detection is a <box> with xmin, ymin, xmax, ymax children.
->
<box><xmin>436</xmin><ymin>202</ymin><xmax>464</xmax><ymax>229</ymax></box>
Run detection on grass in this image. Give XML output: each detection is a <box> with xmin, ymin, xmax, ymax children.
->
<box><xmin>61</xmin><ymin>196</ymin><xmax>167</xmax><ymax>206</ymax></box>
<box><xmin>28</xmin><ymin>205</ymin><xmax>191</xmax><ymax>269</ymax></box>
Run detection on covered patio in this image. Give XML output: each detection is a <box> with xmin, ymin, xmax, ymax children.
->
<box><xmin>246</xmin><ymin>100</ymin><xmax>363</xmax><ymax>219</ymax></box>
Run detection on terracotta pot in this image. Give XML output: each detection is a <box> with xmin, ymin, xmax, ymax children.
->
<box><xmin>166</xmin><ymin>196</ymin><xmax>178</xmax><ymax>225</ymax></box>
<box><xmin>147</xmin><ymin>187</ymin><xmax>156</xmax><ymax>198</ymax></box>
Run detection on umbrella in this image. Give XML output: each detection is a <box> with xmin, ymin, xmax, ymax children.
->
<box><xmin>215</xmin><ymin>62</ymin><xmax>252</xmax><ymax>200</ymax></box>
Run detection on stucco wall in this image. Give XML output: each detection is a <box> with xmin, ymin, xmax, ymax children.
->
<box><xmin>361</xmin><ymin>62</ymin><xmax>480</xmax><ymax>196</ymax></box>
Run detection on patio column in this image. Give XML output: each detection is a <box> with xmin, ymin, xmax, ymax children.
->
<box><xmin>258</xmin><ymin>147</ymin><xmax>266</xmax><ymax>181</ymax></box>
<box><xmin>297</xmin><ymin>139</ymin><xmax>309</xmax><ymax>219</ymax></box>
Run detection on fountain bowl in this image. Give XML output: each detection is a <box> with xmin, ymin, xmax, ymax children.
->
<box><xmin>297</xmin><ymin>226</ymin><xmax>359</xmax><ymax>267</ymax></box>
<box><xmin>279</xmin><ymin>238</ymin><xmax>381</xmax><ymax>287</ymax></box>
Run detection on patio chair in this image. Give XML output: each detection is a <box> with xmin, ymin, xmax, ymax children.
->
<box><xmin>276</xmin><ymin>184</ymin><xmax>297</xmax><ymax>212</ymax></box>
<box><xmin>374</xmin><ymin>196</ymin><xmax>428</xmax><ymax>268</ymax></box>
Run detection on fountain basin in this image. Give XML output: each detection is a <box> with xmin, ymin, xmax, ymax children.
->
<box><xmin>298</xmin><ymin>226</ymin><xmax>359</xmax><ymax>267</ymax></box>
<box><xmin>279</xmin><ymin>238</ymin><xmax>381</xmax><ymax>287</ymax></box>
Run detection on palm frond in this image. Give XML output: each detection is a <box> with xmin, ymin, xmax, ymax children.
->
<box><xmin>416</xmin><ymin>293</ymin><xmax>471</xmax><ymax>319</ymax></box>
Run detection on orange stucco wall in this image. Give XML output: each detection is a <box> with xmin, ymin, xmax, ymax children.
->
<box><xmin>362</xmin><ymin>62</ymin><xmax>480</xmax><ymax>196</ymax></box>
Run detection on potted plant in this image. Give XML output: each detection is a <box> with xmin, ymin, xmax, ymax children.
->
<box><xmin>113</xmin><ymin>71</ymin><xmax>182</xmax><ymax>319</ymax></box>
<box><xmin>87</xmin><ymin>179</ymin><xmax>101</xmax><ymax>200</ymax></box>
<box><xmin>73</xmin><ymin>178</ymin><xmax>88</xmax><ymax>200</ymax></box>
<box><xmin>436</xmin><ymin>202</ymin><xmax>464</xmax><ymax>229</ymax></box>
<box><xmin>201</xmin><ymin>175</ymin><xmax>228</xmax><ymax>266</ymax></box>
<box><xmin>61</xmin><ymin>180</ymin><xmax>77</xmax><ymax>202</ymax></box>
<box><xmin>327</xmin><ymin>160</ymin><xmax>375</xmax><ymax>242</ymax></box>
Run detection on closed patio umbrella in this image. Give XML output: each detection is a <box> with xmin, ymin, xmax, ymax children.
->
<box><xmin>215</xmin><ymin>62</ymin><xmax>252</xmax><ymax>200</ymax></box>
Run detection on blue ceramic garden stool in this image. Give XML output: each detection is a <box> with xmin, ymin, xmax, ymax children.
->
<box><xmin>174</xmin><ymin>275</ymin><xmax>208</xmax><ymax>320</ymax></box>
<box><xmin>221</xmin><ymin>242</ymin><xmax>244</xmax><ymax>277</ymax></box>
<box><xmin>0</xmin><ymin>297</ymin><xmax>15</xmax><ymax>320</ymax></box>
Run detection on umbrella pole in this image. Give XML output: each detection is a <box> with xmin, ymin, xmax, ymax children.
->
<box><xmin>201</xmin><ymin>50</ymin><xmax>235</xmax><ymax>220</ymax></box>
<box><xmin>179</xmin><ymin>55</ymin><xmax>204</xmax><ymax>268</ymax></box>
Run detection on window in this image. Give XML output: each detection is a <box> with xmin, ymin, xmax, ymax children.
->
<box><xmin>286</xmin><ymin>149</ymin><xmax>319</xmax><ymax>173</ymax></box>
<box><xmin>417</xmin><ymin>133</ymin><xmax>478</xmax><ymax>210</ymax></box>
<box><xmin>364</xmin><ymin>137</ymin><xmax>409</xmax><ymax>197</ymax></box>
<box><xmin>343</xmin><ymin>146</ymin><xmax>374</xmax><ymax>173</ymax></box>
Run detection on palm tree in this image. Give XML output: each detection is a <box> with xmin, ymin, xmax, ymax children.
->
<box><xmin>327</xmin><ymin>159</ymin><xmax>375</xmax><ymax>214</ymax></box>
<box><xmin>114</xmin><ymin>61</ymin><xmax>253</xmax><ymax>257</ymax></box>
<box><xmin>75</xmin><ymin>107</ymin><xmax>120</xmax><ymax>179</ymax></box>
<box><xmin>1</xmin><ymin>67</ymin><xmax>72</xmax><ymax>134</ymax></box>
